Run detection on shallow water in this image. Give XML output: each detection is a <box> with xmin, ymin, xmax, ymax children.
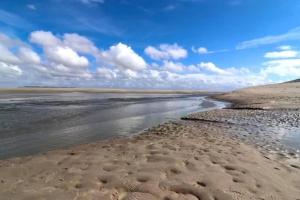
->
<box><xmin>185</xmin><ymin>109</ymin><xmax>300</xmax><ymax>158</ymax></box>
<box><xmin>0</xmin><ymin>92</ymin><xmax>225</xmax><ymax>159</ymax></box>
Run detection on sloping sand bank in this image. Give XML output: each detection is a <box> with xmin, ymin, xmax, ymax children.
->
<box><xmin>214</xmin><ymin>82</ymin><xmax>300</xmax><ymax>109</ymax></box>
<box><xmin>1</xmin><ymin>82</ymin><xmax>300</xmax><ymax>200</ymax></box>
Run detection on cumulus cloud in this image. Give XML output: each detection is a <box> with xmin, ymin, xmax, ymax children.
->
<box><xmin>63</xmin><ymin>33</ymin><xmax>99</xmax><ymax>55</ymax></box>
<box><xmin>0</xmin><ymin>61</ymin><xmax>22</xmax><ymax>78</ymax></box>
<box><xmin>145</xmin><ymin>44</ymin><xmax>187</xmax><ymax>60</ymax></box>
<box><xmin>18</xmin><ymin>47</ymin><xmax>41</xmax><ymax>64</ymax></box>
<box><xmin>1</xmin><ymin>31</ymin><xmax>98</xmax><ymax>85</ymax></box>
<box><xmin>30</xmin><ymin>30</ymin><xmax>95</xmax><ymax>78</ymax></box>
<box><xmin>199</xmin><ymin>62</ymin><xmax>231</xmax><ymax>75</ymax></box>
<box><xmin>0</xmin><ymin>30</ymin><xmax>274</xmax><ymax>90</ymax></box>
<box><xmin>262</xmin><ymin>59</ymin><xmax>300</xmax><ymax>77</ymax></box>
<box><xmin>110</xmin><ymin>68</ymin><xmax>268</xmax><ymax>90</ymax></box>
<box><xmin>0</xmin><ymin>43</ymin><xmax>20</xmax><ymax>64</ymax></box>
<box><xmin>29</xmin><ymin>31</ymin><xmax>148</xmax><ymax>83</ymax></box>
<box><xmin>192</xmin><ymin>47</ymin><xmax>211</xmax><ymax>54</ymax></box>
<box><xmin>260</xmin><ymin>45</ymin><xmax>300</xmax><ymax>79</ymax></box>
<box><xmin>96</xmin><ymin>67</ymin><xmax>117</xmax><ymax>79</ymax></box>
<box><xmin>162</xmin><ymin>61</ymin><xmax>184</xmax><ymax>72</ymax></box>
<box><xmin>102</xmin><ymin>43</ymin><xmax>147</xmax><ymax>71</ymax></box>
<box><xmin>45</xmin><ymin>46</ymin><xmax>89</xmax><ymax>68</ymax></box>
<box><xmin>0</xmin><ymin>33</ymin><xmax>25</xmax><ymax>47</ymax></box>
<box><xmin>30</xmin><ymin>31</ymin><xmax>61</xmax><ymax>46</ymax></box>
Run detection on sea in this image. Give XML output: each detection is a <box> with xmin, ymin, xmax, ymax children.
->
<box><xmin>0</xmin><ymin>92</ymin><xmax>225</xmax><ymax>159</ymax></box>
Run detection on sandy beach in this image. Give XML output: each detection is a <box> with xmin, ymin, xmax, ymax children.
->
<box><xmin>1</xmin><ymin>82</ymin><xmax>300</xmax><ymax>200</ymax></box>
<box><xmin>214</xmin><ymin>81</ymin><xmax>300</xmax><ymax>110</ymax></box>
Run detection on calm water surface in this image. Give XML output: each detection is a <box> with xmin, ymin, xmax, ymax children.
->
<box><xmin>0</xmin><ymin>92</ymin><xmax>224</xmax><ymax>159</ymax></box>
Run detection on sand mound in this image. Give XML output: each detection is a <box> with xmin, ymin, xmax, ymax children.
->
<box><xmin>215</xmin><ymin>82</ymin><xmax>300</xmax><ymax>109</ymax></box>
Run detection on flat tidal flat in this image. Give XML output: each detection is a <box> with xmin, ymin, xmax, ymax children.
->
<box><xmin>0</xmin><ymin>92</ymin><xmax>222</xmax><ymax>159</ymax></box>
<box><xmin>1</xmin><ymin>83</ymin><xmax>300</xmax><ymax>200</ymax></box>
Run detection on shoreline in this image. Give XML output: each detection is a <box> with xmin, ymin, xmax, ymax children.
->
<box><xmin>0</xmin><ymin>95</ymin><xmax>224</xmax><ymax>160</ymax></box>
<box><xmin>1</xmin><ymin>83</ymin><xmax>300</xmax><ymax>199</ymax></box>
<box><xmin>0</xmin><ymin>87</ymin><xmax>221</xmax><ymax>95</ymax></box>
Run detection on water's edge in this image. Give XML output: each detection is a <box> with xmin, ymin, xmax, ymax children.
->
<box><xmin>0</xmin><ymin>94</ymin><xmax>226</xmax><ymax>159</ymax></box>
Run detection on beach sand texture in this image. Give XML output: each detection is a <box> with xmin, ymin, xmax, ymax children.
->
<box><xmin>215</xmin><ymin>82</ymin><xmax>300</xmax><ymax>109</ymax></box>
<box><xmin>1</xmin><ymin>82</ymin><xmax>300</xmax><ymax>200</ymax></box>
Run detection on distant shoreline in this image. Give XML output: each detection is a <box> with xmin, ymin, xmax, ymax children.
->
<box><xmin>0</xmin><ymin>87</ymin><xmax>222</xmax><ymax>95</ymax></box>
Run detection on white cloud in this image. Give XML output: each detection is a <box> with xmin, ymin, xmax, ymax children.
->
<box><xmin>18</xmin><ymin>47</ymin><xmax>41</xmax><ymax>64</ymax></box>
<box><xmin>264</xmin><ymin>50</ymin><xmax>298</xmax><ymax>59</ymax></box>
<box><xmin>0</xmin><ymin>61</ymin><xmax>22</xmax><ymax>78</ymax></box>
<box><xmin>123</xmin><ymin>69</ymin><xmax>138</xmax><ymax>78</ymax></box>
<box><xmin>30</xmin><ymin>30</ymin><xmax>97</xmax><ymax>77</ymax></box>
<box><xmin>54</xmin><ymin>64</ymin><xmax>70</xmax><ymax>72</ymax></box>
<box><xmin>192</xmin><ymin>46</ymin><xmax>211</xmax><ymax>54</ymax></box>
<box><xmin>0</xmin><ymin>43</ymin><xmax>20</xmax><ymax>64</ymax></box>
<box><xmin>30</xmin><ymin>31</ymin><xmax>61</xmax><ymax>46</ymax></box>
<box><xmin>96</xmin><ymin>67</ymin><xmax>117</xmax><ymax>79</ymax></box>
<box><xmin>186</xmin><ymin>64</ymin><xmax>199</xmax><ymax>72</ymax></box>
<box><xmin>92</xmin><ymin>60</ymin><xmax>267</xmax><ymax>90</ymax></box>
<box><xmin>0</xmin><ymin>31</ymin><xmax>275</xmax><ymax>90</ymax></box>
<box><xmin>45</xmin><ymin>46</ymin><xmax>89</xmax><ymax>68</ymax></box>
<box><xmin>2</xmin><ymin>31</ymin><xmax>147</xmax><ymax>86</ymax></box>
<box><xmin>192</xmin><ymin>46</ymin><xmax>227</xmax><ymax>55</ymax></box>
<box><xmin>199</xmin><ymin>62</ymin><xmax>231</xmax><ymax>75</ymax></box>
<box><xmin>148</xmin><ymin>69</ymin><xmax>161</xmax><ymax>79</ymax></box>
<box><xmin>102</xmin><ymin>43</ymin><xmax>147</xmax><ymax>71</ymax></box>
<box><xmin>197</xmin><ymin>47</ymin><xmax>210</xmax><ymax>54</ymax></box>
<box><xmin>260</xmin><ymin>45</ymin><xmax>300</xmax><ymax>78</ymax></box>
<box><xmin>63</xmin><ymin>33</ymin><xmax>99</xmax><ymax>55</ymax></box>
<box><xmin>0</xmin><ymin>33</ymin><xmax>25</xmax><ymax>47</ymax></box>
<box><xmin>237</xmin><ymin>26</ymin><xmax>300</xmax><ymax>49</ymax></box>
<box><xmin>262</xmin><ymin>59</ymin><xmax>300</xmax><ymax>77</ymax></box>
<box><xmin>145</xmin><ymin>44</ymin><xmax>187</xmax><ymax>60</ymax></box>
<box><xmin>163</xmin><ymin>60</ymin><xmax>184</xmax><ymax>72</ymax></box>
<box><xmin>278</xmin><ymin>45</ymin><xmax>292</xmax><ymax>50</ymax></box>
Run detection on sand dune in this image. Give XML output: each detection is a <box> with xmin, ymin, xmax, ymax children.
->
<box><xmin>215</xmin><ymin>82</ymin><xmax>300</xmax><ymax>109</ymax></box>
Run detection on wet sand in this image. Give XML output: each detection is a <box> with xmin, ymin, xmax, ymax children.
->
<box><xmin>1</xmin><ymin>83</ymin><xmax>300</xmax><ymax>200</ymax></box>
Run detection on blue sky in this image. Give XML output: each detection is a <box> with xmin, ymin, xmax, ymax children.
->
<box><xmin>0</xmin><ymin>0</ymin><xmax>300</xmax><ymax>90</ymax></box>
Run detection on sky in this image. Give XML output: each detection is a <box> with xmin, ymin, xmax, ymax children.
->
<box><xmin>0</xmin><ymin>0</ymin><xmax>300</xmax><ymax>90</ymax></box>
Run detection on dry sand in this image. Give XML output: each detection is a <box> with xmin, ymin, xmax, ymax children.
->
<box><xmin>1</xmin><ymin>82</ymin><xmax>300</xmax><ymax>200</ymax></box>
<box><xmin>214</xmin><ymin>82</ymin><xmax>300</xmax><ymax>109</ymax></box>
